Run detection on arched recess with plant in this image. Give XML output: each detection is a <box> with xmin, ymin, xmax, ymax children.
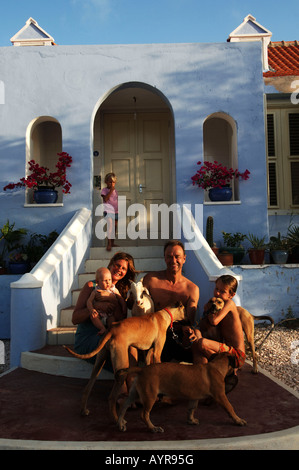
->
<box><xmin>203</xmin><ymin>112</ymin><xmax>240</xmax><ymax>201</ymax></box>
<box><xmin>25</xmin><ymin>116</ymin><xmax>63</xmax><ymax>204</ymax></box>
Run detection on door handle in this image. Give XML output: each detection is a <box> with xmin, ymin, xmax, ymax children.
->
<box><xmin>139</xmin><ymin>184</ymin><xmax>146</xmax><ymax>193</ymax></box>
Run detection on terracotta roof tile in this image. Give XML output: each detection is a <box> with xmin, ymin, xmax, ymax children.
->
<box><xmin>264</xmin><ymin>41</ymin><xmax>299</xmax><ymax>77</ymax></box>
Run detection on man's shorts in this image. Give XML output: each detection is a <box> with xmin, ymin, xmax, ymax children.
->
<box><xmin>218</xmin><ymin>343</ymin><xmax>246</xmax><ymax>368</ymax></box>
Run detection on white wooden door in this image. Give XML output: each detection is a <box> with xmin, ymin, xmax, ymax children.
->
<box><xmin>101</xmin><ymin>112</ymin><xmax>171</xmax><ymax>244</ymax></box>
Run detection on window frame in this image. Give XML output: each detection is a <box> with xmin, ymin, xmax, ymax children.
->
<box><xmin>266</xmin><ymin>98</ymin><xmax>299</xmax><ymax>214</ymax></box>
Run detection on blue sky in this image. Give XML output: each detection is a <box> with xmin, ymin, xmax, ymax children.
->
<box><xmin>0</xmin><ymin>0</ymin><xmax>298</xmax><ymax>47</ymax></box>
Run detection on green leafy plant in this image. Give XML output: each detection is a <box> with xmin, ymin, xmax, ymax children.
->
<box><xmin>0</xmin><ymin>220</ymin><xmax>28</xmax><ymax>267</ymax></box>
<box><xmin>24</xmin><ymin>231</ymin><xmax>59</xmax><ymax>264</ymax></box>
<box><xmin>222</xmin><ymin>231</ymin><xmax>246</xmax><ymax>248</ymax></box>
<box><xmin>286</xmin><ymin>224</ymin><xmax>299</xmax><ymax>249</ymax></box>
<box><xmin>246</xmin><ymin>233</ymin><xmax>267</xmax><ymax>250</ymax></box>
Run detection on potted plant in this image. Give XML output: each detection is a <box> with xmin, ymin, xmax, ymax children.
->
<box><xmin>0</xmin><ymin>220</ymin><xmax>28</xmax><ymax>273</ymax></box>
<box><xmin>268</xmin><ymin>232</ymin><xmax>289</xmax><ymax>264</ymax></box>
<box><xmin>221</xmin><ymin>231</ymin><xmax>246</xmax><ymax>264</ymax></box>
<box><xmin>24</xmin><ymin>230</ymin><xmax>59</xmax><ymax>267</ymax></box>
<box><xmin>191</xmin><ymin>160</ymin><xmax>250</xmax><ymax>201</ymax></box>
<box><xmin>3</xmin><ymin>152</ymin><xmax>72</xmax><ymax>203</ymax></box>
<box><xmin>286</xmin><ymin>224</ymin><xmax>299</xmax><ymax>263</ymax></box>
<box><xmin>9</xmin><ymin>251</ymin><xmax>29</xmax><ymax>274</ymax></box>
<box><xmin>205</xmin><ymin>216</ymin><xmax>219</xmax><ymax>255</ymax></box>
<box><xmin>246</xmin><ymin>233</ymin><xmax>267</xmax><ymax>265</ymax></box>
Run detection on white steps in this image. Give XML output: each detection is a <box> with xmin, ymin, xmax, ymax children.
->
<box><xmin>58</xmin><ymin>245</ymin><xmax>165</xmax><ymax>330</ymax></box>
<box><xmin>33</xmin><ymin>244</ymin><xmax>165</xmax><ymax>377</ymax></box>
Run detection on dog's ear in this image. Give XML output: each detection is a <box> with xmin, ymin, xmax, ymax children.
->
<box><xmin>228</xmin><ymin>354</ymin><xmax>237</xmax><ymax>369</ymax></box>
<box><xmin>208</xmin><ymin>353</ymin><xmax>218</xmax><ymax>362</ymax></box>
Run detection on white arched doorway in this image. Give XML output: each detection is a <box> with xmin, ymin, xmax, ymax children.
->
<box><xmin>92</xmin><ymin>83</ymin><xmax>175</xmax><ymax>246</ymax></box>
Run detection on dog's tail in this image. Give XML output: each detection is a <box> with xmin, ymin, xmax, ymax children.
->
<box><xmin>252</xmin><ymin>315</ymin><xmax>275</xmax><ymax>351</ymax></box>
<box><xmin>63</xmin><ymin>331</ymin><xmax>112</xmax><ymax>359</ymax></box>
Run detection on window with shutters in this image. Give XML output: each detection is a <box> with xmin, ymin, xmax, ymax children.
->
<box><xmin>266</xmin><ymin>108</ymin><xmax>299</xmax><ymax>212</ymax></box>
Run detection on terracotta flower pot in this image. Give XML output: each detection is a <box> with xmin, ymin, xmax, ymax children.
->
<box><xmin>211</xmin><ymin>246</ymin><xmax>219</xmax><ymax>256</ymax></box>
<box><xmin>217</xmin><ymin>252</ymin><xmax>233</xmax><ymax>266</ymax></box>
<box><xmin>248</xmin><ymin>249</ymin><xmax>265</xmax><ymax>265</ymax></box>
<box><xmin>225</xmin><ymin>246</ymin><xmax>245</xmax><ymax>264</ymax></box>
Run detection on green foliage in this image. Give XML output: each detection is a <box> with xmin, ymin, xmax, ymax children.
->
<box><xmin>222</xmin><ymin>231</ymin><xmax>246</xmax><ymax>247</ymax></box>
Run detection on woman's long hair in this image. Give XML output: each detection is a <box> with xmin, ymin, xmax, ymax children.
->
<box><xmin>108</xmin><ymin>252</ymin><xmax>137</xmax><ymax>299</ymax></box>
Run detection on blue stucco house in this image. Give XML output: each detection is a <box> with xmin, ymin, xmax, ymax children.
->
<box><xmin>0</xmin><ymin>15</ymin><xmax>298</xmax><ymax>366</ymax></box>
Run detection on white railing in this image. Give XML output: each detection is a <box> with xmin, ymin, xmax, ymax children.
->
<box><xmin>10</xmin><ymin>207</ymin><xmax>92</xmax><ymax>366</ymax></box>
<box><xmin>179</xmin><ymin>205</ymin><xmax>243</xmax><ymax>310</ymax></box>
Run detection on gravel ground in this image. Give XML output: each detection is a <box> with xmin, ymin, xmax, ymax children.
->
<box><xmin>0</xmin><ymin>339</ymin><xmax>10</xmax><ymax>375</ymax></box>
<box><xmin>249</xmin><ymin>322</ymin><xmax>299</xmax><ymax>392</ymax></box>
<box><xmin>0</xmin><ymin>339</ymin><xmax>10</xmax><ymax>374</ymax></box>
<box><xmin>1</xmin><ymin>324</ymin><xmax>299</xmax><ymax>392</ymax></box>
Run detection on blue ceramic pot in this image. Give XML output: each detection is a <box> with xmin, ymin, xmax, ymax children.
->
<box><xmin>9</xmin><ymin>262</ymin><xmax>29</xmax><ymax>274</ymax></box>
<box><xmin>209</xmin><ymin>187</ymin><xmax>232</xmax><ymax>202</ymax></box>
<box><xmin>271</xmin><ymin>250</ymin><xmax>288</xmax><ymax>264</ymax></box>
<box><xmin>34</xmin><ymin>187</ymin><xmax>58</xmax><ymax>204</ymax></box>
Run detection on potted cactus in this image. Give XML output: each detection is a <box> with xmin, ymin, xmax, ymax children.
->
<box><xmin>268</xmin><ymin>232</ymin><xmax>289</xmax><ymax>264</ymax></box>
<box><xmin>206</xmin><ymin>216</ymin><xmax>219</xmax><ymax>256</ymax></box>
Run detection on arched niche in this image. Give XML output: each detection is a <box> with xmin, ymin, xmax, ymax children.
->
<box><xmin>26</xmin><ymin>116</ymin><xmax>63</xmax><ymax>204</ymax></box>
<box><xmin>203</xmin><ymin>112</ymin><xmax>239</xmax><ymax>201</ymax></box>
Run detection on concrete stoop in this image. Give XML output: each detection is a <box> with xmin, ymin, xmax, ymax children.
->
<box><xmin>21</xmin><ymin>351</ymin><xmax>114</xmax><ymax>380</ymax></box>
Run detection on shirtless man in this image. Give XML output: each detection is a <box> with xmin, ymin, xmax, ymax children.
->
<box><xmin>189</xmin><ymin>275</ymin><xmax>246</xmax><ymax>371</ymax></box>
<box><xmin>143</xmin><ymin>240</ymin><xmax>199</xmax><ymax>362</ymax></box>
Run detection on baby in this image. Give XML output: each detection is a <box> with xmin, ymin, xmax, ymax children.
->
<box><xmin>87</xmin><ymin>267</ymin><xmax>124</xmax><ymax>334</ymax></box>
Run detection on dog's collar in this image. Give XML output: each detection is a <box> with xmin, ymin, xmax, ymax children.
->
<box><xmin>163</xmin><ymin>307</ymin><xmax>174</xmax><ymax>328</ymax></box>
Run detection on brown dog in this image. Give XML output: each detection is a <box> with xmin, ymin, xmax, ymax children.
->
<box><xmin>199</xmin><ymin>297</ymin><xmax>274</xmax><ymax>373</ymax></box>
<box><xmin>64</xmin><ymin>302</ymin><xmax>186</xmax><ymax>422</ymax></box>
<box><xmin>117</xmin><ymin>353</ymin><xmax>247</xmax><ymax>433</ymax></box>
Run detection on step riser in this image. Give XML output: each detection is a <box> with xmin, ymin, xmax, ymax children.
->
<box><xmin>47</xmin><ymin>328</ymin><xmax>76</xmax><ymax>345</ymax></box>
<box><xmin>85</xmin><ymin>258</ymin><xmax>165</xmax><ymax>274</ymax></box>
<box><xmin>47</xmin><ymin>244</ymin><xmax>165</xmax><ymax>346</ymax></box>
<box><xmin>78</xmin><ymin>271</ymin><xmax>146</xmax><ymax>288</ymax></box>
<box><xmin>90</xmin><ymin>246</ymin><xmax>164</xmax><ymax>259</ymax></box>
<box><xmin>59</xmin><ymin>309</ymin><xmax>74</xmax><ymax>327</ymax></box>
